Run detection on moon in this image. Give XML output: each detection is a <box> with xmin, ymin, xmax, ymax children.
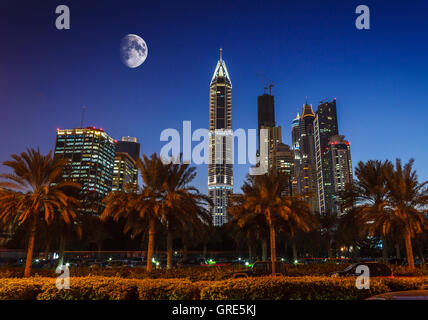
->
<box><xmin>120</xmin><ymin>34</ymin><xmax>148</xmax><ymax>68</ymax></box>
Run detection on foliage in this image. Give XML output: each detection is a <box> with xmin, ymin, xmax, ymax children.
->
<box><xmin>0</xmin><ymin>275</ymin><xmax>426</xmax><ymax>300</ymax></box>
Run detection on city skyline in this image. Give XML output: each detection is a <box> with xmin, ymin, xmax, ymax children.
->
<box><xmin>1</xmin><ymin>0</ymin><xmax>428</xmax><ymax>197</ymax></box>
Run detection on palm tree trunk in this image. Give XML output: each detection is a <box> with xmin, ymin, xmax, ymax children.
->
<box><xmin>269</xmin><ymin>225</ymin><xmax>277</xmax><ymax>274</ymax></box>
<box><xmin>166</xmin><ymin>228</ymin><xmax>173</xmax><ymax>269</ymax></box>
<box><xmin>146</xmin><ymin>217</ymin><xmax>156</xmax><ymax>272</ymax></box>
<box><xmin>97</xmin><ymin>241</ymin><xmax>102</xmax><ymax>259</ymax></box>
<box><xmin>417</xmin><ymin>239</ymin><xmax>425</xmax><ymax>265</ymax></box>
<box><xmin>381</xmin><ymin>236</ymin><xmax>388</xmax><ymax>263</ymax></box>
<box><xmin>292</xmin><ymin>240</ymin><xmax>298</xmax><ymax>262</ymax></box>
<box><xmin>183</xmin><ymin>237</ymin><xmax>188</xmax><ymax>261</ymax></box>
<box><xmin>203</xmin><ymin>242</ymin><xmax>207</xmax><ymax>259</ymax></box>
<box><xmin>395</xmin><ymin>241</ymin><xmax>401</xmax><ymax>259</ymax></box>
<box><xmin>326</xmin><ymin>234</ymin><xmax>332</xmax><ymax>259</ymax></box>
<box><xmin>43</xmin><ymin>239</ymin><xmax>51</xmax><ymax>261</ymax></box>
<box><xmin>248</xmin><ymin>243</ymin><xmax>252</xmax><ymax>261</ymax></box>
<box><xmin>261</xmin><ymin>238</ymin><xmax>268</xmax><ymax>261</ymax></box>
<box><xmin>58</xmin><ymin>234</ymin><xmax>66</xmax><ymax>267</ymax></box>
<box><xmin>404</xmin><ymin>230</ymin><xmax>415</xmax><ymax>271</ymax></box>
<box><xmin>24</xmin><ymin>218</ymin><xmax>37</xmax><ymax>278</ymax></box>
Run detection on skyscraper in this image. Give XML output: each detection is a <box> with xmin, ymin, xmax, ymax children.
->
<box><xmin>314</xmin><ymin>99</ymin><xmax>345</xmax><ymax>215</ymax></box>
<box><xmin>208</xmin><ymin>49</ymin><xmax>233</xmax><ymax>227</ymax></box>
<box><xmin>116</xmin><ymin>136</ymin><xmax>140</xmax><ymax>161</ymax></box>
<box><xmin>258</xmin><ymin>94</ymin><xmax>276</xmax><ymax>133</ymax></box>
<box><xmin>113</xmin><ymin>137</ymin><xmax>140</xmax><ymax>192</ymax></box>
<box><xmin>274</xmin><ymin>143</ymin><xmax>294</xmax><ymax>195</ymax></box>
<box><xmin>321</xmin><ymin>135</ymin><xmax>353</xmax><ymax>215</ymax></box>
<box><xmin>112</xmin><ymin>152</ymin><xmax>138</xmax><ymax>192</ymax></box>
<box><xmin>54</xmin><ymin>127</ymin><xmax>116</xmax><ymax>213</ymax></box>
<box><xmin>294</xmin><ymin>102</ymin><xmax>319</xmax><ymax>211</ymax></box>
<box><xmin>291</xmin><ymin>113</ymin><xmax>301</xmax><ymax>195</ymax></box>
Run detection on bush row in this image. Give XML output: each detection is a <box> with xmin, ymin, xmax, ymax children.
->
<box><xmin>1</xmin><ymin>264</ymin><xmax>427</xmax><ymax>280</ymax></box>
<box><xmin>0</xmin><ymin>276</ymin><xmax>426</xmax><ymax>300</ymax></box>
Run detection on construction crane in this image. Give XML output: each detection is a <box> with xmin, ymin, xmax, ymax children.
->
<box><xmin>256</xmin><ymin>72</ymin><xmax>274</xmax><ymax>95</ymax></box>
<box><xmin>319</xmin><ymin>98</ymin><xmax>330</xmax><ymax>104</ymax></box>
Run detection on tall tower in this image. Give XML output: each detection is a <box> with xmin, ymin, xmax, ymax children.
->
<box><xmin>314</xmin><ymin>99</ymin><xmax>339</xmax><ymax>214</ymax></box>
<box><xmin>297</xmin><ymin>102</ymin><xmax>319</xmax><ymax>212</ymax></box>
<box><xmin>322</xmin><ymin>135</ymin><xmax>353</xmax><ymax>216</ymax></box>
<box><xmin>208</xmin><ymin>49</ymin><xmax>233</xmax><ymax>227</ymax></box>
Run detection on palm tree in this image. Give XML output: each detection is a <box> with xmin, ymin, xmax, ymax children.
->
<box><xmin>162</xmin><ymin>160</ymin><xmax>211</xmax><ymax>268</ymax></box>
<box><xmin>348</xmin><ymin>160</ymin><xmax>393</xmax><ymax>262</ymax></box>
<box><xmin>229</xmin><ymin>173</ymin><xmax>314</xmax><ymax>274</ymax></box>
<box><xmin>103</xmin><ymin>153</ymin><xmax>167</xmax><ymax>272</ymax></box>
<box><xmin>0</xmin><ymin>148</ymin><xmax>81</xmax><ymax>277</ymax></box>
<box><xmin>384</xmin><ymin>159</ymin><xmax>428</xmax><ymax>270</ymax></box>
<box><xmin>278</xmin><ymin>198</ymin><xmax>316</xmax><ymax>261</ymax></box>
<box><xmin>103</xmin><ymin>153</ymin><xmax>211</xmax><ymax>271</ymax></box>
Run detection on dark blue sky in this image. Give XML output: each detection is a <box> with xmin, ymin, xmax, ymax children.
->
<box><xmin>1</xmin><ymin>0</ymin><xmax>427</xmax><ymax>194</ymax></box>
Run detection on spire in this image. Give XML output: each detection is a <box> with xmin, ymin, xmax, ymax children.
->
<box><xmin>210</xmin><ymin>49</ymin><xmax>232</xmax><ymax>87</ymax></box>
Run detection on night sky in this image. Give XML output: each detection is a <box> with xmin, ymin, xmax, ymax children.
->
<box><xmin>1</xmin><ymin>0</ymin><xmax>427</xmax><ymax>194</ymax></box>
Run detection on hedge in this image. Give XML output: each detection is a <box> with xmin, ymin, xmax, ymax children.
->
<box><xmin>0</xmin><ymin>276</ymin><xmax>426</xmax><ymax>300</ymax></box>
<box><xmin>1</xmin><ymin>264</ymin><xmax>426</xmax><ymax>280</ymax></box>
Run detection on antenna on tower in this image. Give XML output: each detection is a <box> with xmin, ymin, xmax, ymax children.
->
<box><xmin>219</xmin><ymin>48</ymin><xmax>223</xmax><ymax>61</ymax></box>
<box><xmin>80</xmin><ymin>105</ymin><xmax>86</xmax><ymax>128</ymax></box>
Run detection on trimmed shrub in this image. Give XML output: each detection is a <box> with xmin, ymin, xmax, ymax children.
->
<box><xmin>0</xmin><ymin>278</ymin><xmax>45</xmax><ymax>300</ymax></box>
<box><xmin>199</xmin><ymin>277</ymin><xmax>392</xmax><ymax>300</ymax></box>
<box><xmin>137</xmin><ymin>279</ymin><xmax>203</xmax><ymax>300</ymax></box>
<box><xmin>0</xmin><ymin>275</ymin><xmax>426</xmax><ymax>300</ymax></box>
<box><xmin>37</xmin><ymin>277</ymin><xmax>139</xmax><ymax>300</ymax></box>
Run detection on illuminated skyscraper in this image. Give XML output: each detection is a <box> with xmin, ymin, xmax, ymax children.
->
<box><xmin>208</xmin><ymin>49</ymin><xmax>233</xmax><ymax>226</ymax></box>
<box><xmin>321</xmin><ymin>135</ymin><xmax>353</xmax><ymax>215</ymax></box>
<box><xmin>112</xmin><ymin>152</ymin><xmax>138</xmax><ymax>192</ymax></box>
<box><xmin>54</xmin><ymin>127</ymin><xmax>116</xmax><ymax>213</ymax></box>
<box><xmin>314</xmin><ymin>99</ymin><xmax>339</xmax><ymax>214</ymax></box>
<box><xmin>291</xmin><ymin>113</ymin><xmax>301</xmax><ymax>195</ymax></box>
<box><xmin>295</xmin><ymin>102</ymin><xmax>319</xmax><ymax>211</ymax></box>
<box><xmin>274</xmin><ymin>143</ymin><xmax>294</xmax><ymax>196</ymax></box>
<box><xmin>113</xmin><ymin>137</ymin><xmax>140</xmax><ymax>192</ymax></box>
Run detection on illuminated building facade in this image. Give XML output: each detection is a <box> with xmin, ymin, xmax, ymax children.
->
<box><xmin>113</xmin><ymin>136</ymin><xmax>140</xmax><ymax>192</ymax></box>
<box><xmin>112</xmin><ymin>152</ymin><xmax>138</xmax><ymax>192</ymax></box>
<box><xmin>295</xmin><ymin>103</ymin><xmax>319</xmax><ymax>211</ymax></box>
<box><xmin>54</xmin><ymin>127</ymin><xmax>115</xmax><ymax>213</ymax></box>
<box><xmin>274</xmin><ymin>143</ymin><xmax>294</xmax><ymax>195</ymax></box>
<box><xmin>208</xmin><ymin>49</ymin><xmax>233</xmax><ymax>226</ymax></box>
<box><xmin>314</xmin><ymin>99</ymin><xmax>339</xmax><ymax>214</ymax></box>
<box><xmin>321</xmin><ymin>135</ymin><xmax>353</xmax><ymax>215</ymax></box>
